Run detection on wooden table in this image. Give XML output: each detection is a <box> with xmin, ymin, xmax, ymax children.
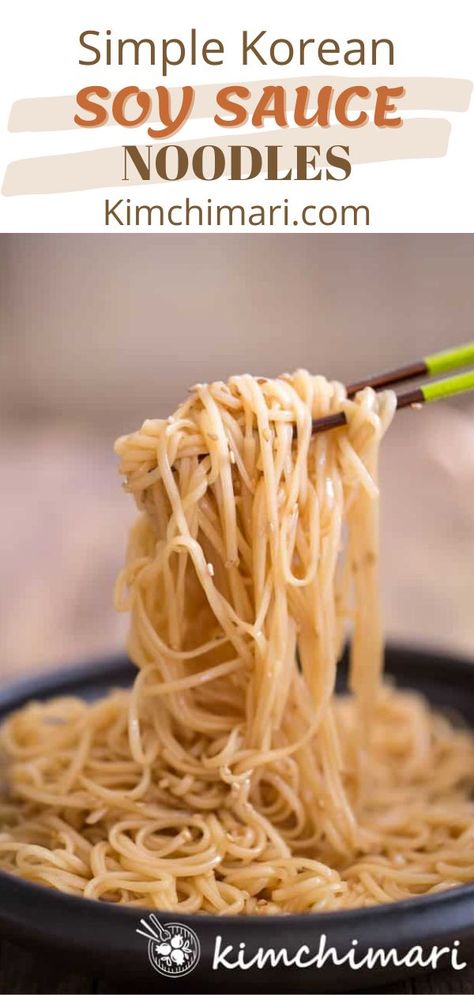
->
<box><xmin>1</xmin><ymin>937</ymin><xmax>473</xmax><ymax>994</ymax></box>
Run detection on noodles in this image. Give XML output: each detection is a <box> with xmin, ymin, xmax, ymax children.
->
<box><xmin>0</xmin><ymin>370</ymin><xmax>473</xmax><ymax>913</ymax></box>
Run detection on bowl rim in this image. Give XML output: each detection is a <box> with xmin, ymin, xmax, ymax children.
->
<box><xmin>1</xmin><ymin>860</ymin><xmax>474</xmax><ymax>930</ymax></box>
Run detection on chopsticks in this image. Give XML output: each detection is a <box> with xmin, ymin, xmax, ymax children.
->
<box><xmin>345</xmin><ymin>342</ymin><xmax>474</xmax><ymax>396</ymax></box>
<box><xmin>312</xmin><ymin>342</ymin><xmax>474</xmax><ymax>434</ymax></box>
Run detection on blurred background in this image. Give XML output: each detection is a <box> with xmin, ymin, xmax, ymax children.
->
<box><xmin>1</xmin><ymin>233</ymin><xmax>474</xmax><ymax>680</ymax></box>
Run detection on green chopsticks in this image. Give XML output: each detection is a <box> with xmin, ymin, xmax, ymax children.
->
<box><xmin>418</xmin><ymin>368</ymin><xmax>474</xmax><ymax>404</ymax></box>
<box><xmin>425</xmin><ymin>342</ymin><xmax>474</xmax><ymax>377</ymax></box>
<box><xmin>312</xmin><ymin>342</ymin><xmax>474</xmax><ymax>435</ymax></box>
<box><xmin>346</xmin><ymin>341</ymin><xmax>474</xmax><ymax>397</ymax></box>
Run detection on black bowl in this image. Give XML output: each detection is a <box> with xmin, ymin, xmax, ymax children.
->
<box><xmin>0</xmin><ymin>645</ymin><xmax>473</xmax><ymax>994</ymax></box>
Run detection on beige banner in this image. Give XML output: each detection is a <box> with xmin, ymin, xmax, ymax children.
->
<box><xmin>2</xmin><ymin>119</ymin><xmax>450</xmax><ymax>196</ymax></box>
<box><xmin>8</xmin><ymin>76</ymin><xmax>472</xmax><ymax>132</ymax></box>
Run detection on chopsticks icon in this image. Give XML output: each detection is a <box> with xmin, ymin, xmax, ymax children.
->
<box><xmin>136</xmin><ymin>914</ymin><xmax>171</xmax><ymax>942</ymax></box>
<box><xmin>312</xmin><ymin>341</ymin><xmax>474</xmax><ymax>434</ymax></box>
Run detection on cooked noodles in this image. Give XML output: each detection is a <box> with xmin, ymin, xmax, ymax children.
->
<box><xmin>0</xmin><ymin>371</ymin><xmax>473</xmax><ymax>913</ymax></box>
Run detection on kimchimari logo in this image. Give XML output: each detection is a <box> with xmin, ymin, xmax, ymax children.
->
<box><xmin>136</xmin><ymin>917</ymin><xmax>467</xmax><ymax>979</ymax></box>
<box><xmin>137</xmin><ymin>914</ymin><xmax>200</xmax><ymax>977</ymax></box>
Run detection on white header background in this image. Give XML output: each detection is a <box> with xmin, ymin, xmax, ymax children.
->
<box><xmin>0</xmin><ymin>0</ymin><xmax>473</xmax><ymax>232</ymax></box>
